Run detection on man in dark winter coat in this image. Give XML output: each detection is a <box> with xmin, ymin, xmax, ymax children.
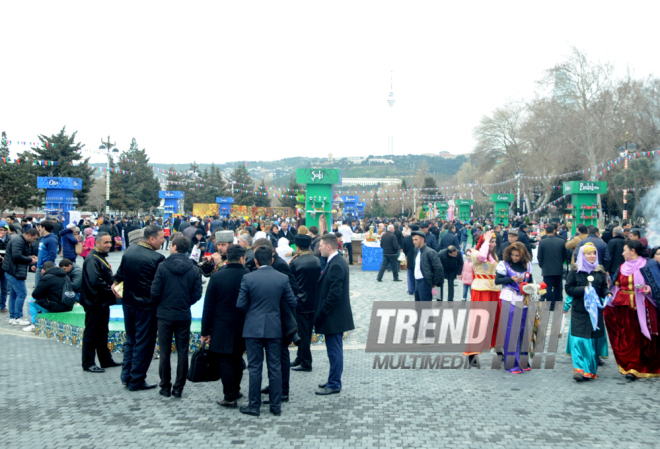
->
<box><xmin>80</xmin><ymin>232</ymin><xmax>120</xmax><ymax>373</ymax></box>
<box><xmin>2</xmin><ymin>228</ymin><xmax>39</xmax><ymax>324</ymax></box>
<box><xmin>606</xmin><ymin>226</ymin><xmax>626</xmax><ymax>279</ymax></box>
<box><xmin>412</xmin><ymin>231</ymin><xmax>444</xmax><ymax>302</ymax></box>
<box><xmin>289</xmin><ymin>234</ymin><xmax>322</xmax><ymax>372</ymax></box>
<box><xmin>315</xmin><ymin>234</ymin><xmax>354</xmax><ymax>395</ymax></box>
<box><xmin>151</xmin><ymin>234</ymin><xmax>203</xmax><ymax>398</ymax></box>
<box><xmin>575</xmin><ymin>226</ymin><xmax>611</xmax><ymax>269</ymax></box>
<box><xmin>438</xmin><ymin>246</ymin><xmax>463</xmax><ymax>301</ymax></box>
<box><xmin>439</xmin><ymin>225</ymin><xmax>460</xmax><ymax>252</ymax></box>
<box><xmin>114</xmin><ymin>225</ymin><xmax>165</xmax><ymax>391</ymax></box>
<box><xmin>23</xmin><ymin>261</ymin><xmax>73</xmax><ymax>332</ymax></box>
<box><xmin>420</xmin><ymin>221</ymin><xmax>438</xmax><ymax>251</ymax></box>
<box><xmin>59</xmin><ymin>224</ymin><xmax>79</xmax><ymax>262</ymax></box>
<box><xmin>377</xmin><ymin>224</ymin><xmax>401</xmax><ymax>282</ymax></box>
<box><xmin>201</xmin><ymin>244</ymin><xmax>249</xmax><ymax>407</ymax></box>
<box><xmin>517</xmin><ymin>223</ymin><xmax>533</xmax><ymax>255</ymax></box>
<box><xmin>537</xmin><ymin>224</ymin><xmax>569</xmax><ymax>309</ymax></box>
<box><xmin>402</xmin><ymin>225</ymin><xmax>419</xmax><ymax>295</ymax></box>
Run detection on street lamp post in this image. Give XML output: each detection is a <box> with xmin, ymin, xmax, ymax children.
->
<box><xmin>99</xmin><ymin>136</ymin><xmax>119</xmax><ymax>216</ymax></box>
<box><xmin>514</xmin><ymin>170</ymin><xmax>524</xmax><ymax>214</ymax></box>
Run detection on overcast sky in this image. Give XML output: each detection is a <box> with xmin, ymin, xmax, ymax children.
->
<box><xmin>3</xmin><ymin>1</ymin><xmax>660</xmax><ymax>166</ymax></box>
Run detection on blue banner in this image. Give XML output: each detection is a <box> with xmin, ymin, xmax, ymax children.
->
<box><xmin>37</xmin><ymin>177</ymin><xmax>82</xmax><ymax>190</ymax></box>
<box><xmin>159</xmin><ymin>190</ymin><xmax>185</xmax><ymax>199</ymax></box>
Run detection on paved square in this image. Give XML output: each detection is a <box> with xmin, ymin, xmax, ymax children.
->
<box><xmin>1</xmin><ymin>251</ymin><xmax>659</xmax><ymax>448</ymax></box>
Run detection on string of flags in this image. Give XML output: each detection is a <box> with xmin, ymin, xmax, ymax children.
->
<box><xmin>520</xmin><ymin>194</ymin><xmax>570</xmax><ymax>219</ymax></box>
<box><xmin>1</xmin><ymin>139</ymin><xmax>57</xmax><ymax>148</ymax></box>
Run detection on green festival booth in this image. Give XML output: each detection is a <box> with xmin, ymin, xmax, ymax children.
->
<box><xmin>491</xmin><ymin>193</ymin><xmax>514</xmax><ymax>226</ymax></box>
<box><xmin>456</xmin><ymin>199</ymin><xmax>473</xmax><ymax>222</ymax></box>
<box><xmin>562</xmin><ymin>181</ymin><xmax>607</xmax><ymax>234</ymax></box>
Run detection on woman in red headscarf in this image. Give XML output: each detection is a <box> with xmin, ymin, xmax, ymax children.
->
<box><xmin>464</xmin><ymin>230</ymin><xmax>501</xmax><ymax>356</ymax></box>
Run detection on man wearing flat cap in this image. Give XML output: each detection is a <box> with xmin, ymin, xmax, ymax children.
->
<box><xmin>497</xmin><ymin>228</ymin><xmax>518</xmax><ymax>261</ymax></box>
<box><xmin>419</xmin><ymin>221</ymin><xmax>438</xmax><ymax>252</ymax></box>
<box><xmin>288</xmin><ymin>234</ymin><xmax>322</xmax><ymax>372</ymax></box>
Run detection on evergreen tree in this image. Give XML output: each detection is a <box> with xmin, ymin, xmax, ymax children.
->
<box><xmin>278</xmin><ymin>176</ymin><xmax>302</xmax><ymax>208</ymax></box>
<box><xmin>30</xmin><ymin>127</ymin><xmax>95</xmax><ymax>206</ymax></box>
<box><xmin>230</xmin><ymin>164</ymin><xmax>260</xmax><ymax>206</ymax></box>
<box><xmin>110</xmin><ymin>138</ymin><xmax>160</xmax><ymax>214</ymax></box>
<box><xmin>253</xmin><ymin>178</ymin><xmax>271</xmax><ymax>207</ymax></box>
<box><xmin>0</xmin><ymin>134</ymin><xmax>40</xmax><ymax>212</ymax></box>
<box><xmin>194</xmin><ymin>164</ymin><xmax>228</xmax><ymax>204</ymax></box>
<box><xmin>423</xmin><ymin>176</ymin><xmax>437</xmax><ymax>189</ymax></box>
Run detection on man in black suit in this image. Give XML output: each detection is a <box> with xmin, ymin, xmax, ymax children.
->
<box><xmin>315</xmin><ymin>234</ymin><xmax>355</xmax><ymax>395</ymax></box>
<box><xmin>201</xmin><ymin>244</ymin><xmax>249</xmax><ymax>407</ymax></box>
<box><xmin>377</xmin><ymin>225</ymin><xmax>401</xmax><ymax>282</ymax></box>
<box><xmin>278</xmin><ymin>222</ymin><xmax>295</xmax><ymax>243</ymax></box>
<box><xmin>537</xmin><ymin>224</ymin><xmax>568</xmax><ymax>310</ymax></box>
<box><xmin>402</xmin><ymin>224</ymin><xmax>419</xmax><ymax>296</ymax></box>
<box><xmin>236</xmin><ymin>246</ymin><xmax>297</xmax><ymax>416</ymax></box>
<box><xmin>289</xmin><ymin>234</ymin><xmax>322</xmax><ymax>372</ymax></box>
<box><xmin>438</xmin><ymin>245</ymin><xmax>463</xmax><ymax>302</ymax></box>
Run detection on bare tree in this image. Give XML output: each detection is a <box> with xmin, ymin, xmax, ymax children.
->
<box><xmin>88</xmin><ymin>178</ymin><xmax>106</xmax><ymax>214</ymax></box>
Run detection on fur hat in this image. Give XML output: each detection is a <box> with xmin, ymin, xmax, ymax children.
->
<box><xmin>128</xmin><ymin>228</ymin><xmax>144</xmax><ymax>245</ymax></box>
<box><xmin>295</xmin><ymin>234</ymin><xmax>312</xmax><ymax>248</ymax></box>
<box><xmin>215</xmin><ymin>230</ymin><xmax>234</xmax><ymax>243</ymax></box>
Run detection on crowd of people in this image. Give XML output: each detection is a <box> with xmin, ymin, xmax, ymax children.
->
<box><xmin>1</xmin><ymin>209</ymin><xmax>659</xmax><ymax>417</ymax></box>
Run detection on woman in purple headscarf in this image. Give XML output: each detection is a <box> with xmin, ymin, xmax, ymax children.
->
<box><xmin>565</xmin><ymin>242</ymin><xmax>610</xmax><ymax>381</ymax></box>
<box><xmin>605</xmin><ymin>240</ymin><xmax>660</xmax><ymax>380</ymax></box>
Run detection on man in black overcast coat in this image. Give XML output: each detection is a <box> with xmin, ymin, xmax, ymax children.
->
<box><xmin>377</xmin><ymin>224</ymin><xmax>401</xmax><ymax>282</ymax></box>
<box><xmin>315</xmin><ymin>234</ymin><xmax>354</xmax><ymax>395</ymax></box>
<box><xmin>201</xmin><ymin>244</ymin><xmax>249</xmax><ymax>407</ymax></box>
<box><xmin>537</xmin><ymin>224</ymin><xmax>569</xmax><ymax>308</ymax></box>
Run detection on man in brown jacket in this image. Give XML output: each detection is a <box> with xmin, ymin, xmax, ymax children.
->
<box><xmin>565</xmin><ymin>224</ymin><xmax>588</xmax><ymax>263</ymax></box>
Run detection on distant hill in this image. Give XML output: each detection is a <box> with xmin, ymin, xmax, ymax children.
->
<box><xmin>90</xmin><ymin>154</ymin><xmax>468</xmax><ymax>186</ymax></box>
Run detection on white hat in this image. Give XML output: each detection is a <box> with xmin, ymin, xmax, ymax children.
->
<box><xmin>190</xmin><ymin>217</ymin><xmax>199</xmax><ymax>223</ymax></box>
<box><xmin>66</xmin><ymin>223</ymin><xmax>76</xmax><ymax>229</ymax></box>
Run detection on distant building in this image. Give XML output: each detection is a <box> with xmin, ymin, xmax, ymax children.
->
<box><xmin>421</xmin><ymin>151</ymin><xmax>458</xmax><ymax>159</ymax></box>
<box><xmin>342</xmin><ymin>178</ymin><xmax>401</xmax><ymax>186</ymax></box>
<box><xmin>344</xmin><ymin>157</ymin><xmax>366</xmax><ymax>164</ymax></box>
<box><xmin>368</xmin><ymin>158</ymin><xmax>394</xmax><ymax>164</ymax></box>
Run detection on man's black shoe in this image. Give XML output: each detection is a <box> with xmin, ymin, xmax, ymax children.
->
<box><xmin>292</xmin><ymin>366</ymin><xmax>312</xmax><ymax>372</ymax></box>
<box><xmin>217</xmin><ymin>399</ymin><xmax>237</xmax><ymax>407</ymax></box>
<box><xmin>269</xmin><ymin>408</ymin><xmax>281</xmax><ymax>416</ymax></box>
<box><xmin>393</xmin><ymin>279</ymin><xmax>403</xmax><ymax>282</ymax></box>
<box><xmin>83</xmin><ymin>365</ymin><xmax>105</xmax><ymax>373</ymax></box>
<box><xmin>172</xmin><ymin>390</ymin><xmax>182</xmax><ymax>398</ymax></box>
<box><xmin>101</xmin><ymin>360</ymin><xmax>122</xmax><ymax>368</ymax></box>
<box><xmin>376</xmin><ymin>279</ymin><xmax>382</xmax><ymax>282</ymax></box>
<box><xmin>261</xmin><ymin>386</ymin><xmax>269</xmax><ymax>394</ymax></box>
<box><xmin>315</xmin><ymin>387</ymin><xmax>341</xmax><ymax>395</ymax></box>
<box><xmin>239</xmin><ymin>406</ymin><xmax>260</xmax><ymax>416</ymax></box>
<box><xmin>291</xmin><ymin>359</ymin><xmax>302</xmax><ymax>368</ymax></box>
<box><xmin>291</xmin><ymin>333</ymin><xmax>301</xmax><ymax>346</ymax></box>
<box><xmin>128</xmin><ymin>383</ymin><xmax>158</xmax><ymax>391</ymax></box>
<box><xmin>159</xmin><ymin>389</ymin><xmax>171</xmax><ymax>398</ymax></box>
<box><xmin>263</xmin><ymin>395</ymin><xmax>288</xmax><ymax>404</ymax></box>
<box><xmin>318</xmin><ymin>382</ymin><xmax>327</xmax><ymax>388</ymax></box>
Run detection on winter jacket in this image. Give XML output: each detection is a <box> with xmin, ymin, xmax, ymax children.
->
<box><xmin>415</xmin><ymin>245</ymin><xmax>445</xmax><ymax>288</ymax></box>
<box><xmin>289</xmin><ymin>252</ymin><xmax>322</xmax><ymax>313</ymax></box>
<box><xmin>438</xmin><ymin>248</ymin><xmax>464</xmax><ymax>277</ymax></box>
<box><xmin>68</xmin><ymin>264</ymin><xmax>83</xmax><ymax>292</ymax></box>
<box><xmin>537</xmin><ymin>234</ymin><xmax>569</xmax><ymax>277</ymax></box>
<box><xmin>380</xmin><ymin>231</ymin><xmax>400</xmax><ymax>255</ymax></box>
<box><xmin>606</xmin><ymin>235</ymin><xmax>626</xmax><ymax>273</ymax></box>
<box><xmin>37</xmin><ymin>233</ymin><xmax>59</xmax><ymax>268</ymax></box>
<box><xmin>460</xmin><ymin>256</ymin><xmax>474</xmax><ymax>285</ymax></box>
<box><xmin>401</xmin><ymin>235</ymin><xmax>416</xmax><ymax>269</ymax></box>
<box><xmin>565</xmin><ymin>265</ymin><xmax>608</xmax><ymax>339</ymax></box>
<box><xmin>114</xmin><ymin>242</ymin><xmax>165</xmax><ymax>310</ymax></box>
<box><xmin>0</xmin><ymin>235</ymin><xmax>11</xmax><ymax>275</ymax></box>
<box><xmin>32</xmin><ymin>267</ymin><xmax>73</xmax><ymax>313</ymax></box>
<box><xmin>151</xmin><ymin>252</ymin><xmax>203</xmax><ymax>321</ymax></box>
<box><xmin>439</xmin><ymin>231</ymin><xmax>460</xmax><ymax>251</ymax></box>
<box><xmin>460</xmin><ymin>227</ymin><xmax>469</xmax><ymax>243</ymax></box>
<box><xmin>81</xmin><ymin>236</ymin><xmax>95</xmax><ymax>258</ymax></box>
<box><xmin>424</xmin><ymin>232</ymin><xmax>438</xmax><ymax>252</ymax></box>
<box><xmin>59</xmin><ymin>228</ymin><xmax>79</xmax><ymax>261</ymax></box>
<box><xmin>565</xmin><ymin>233</ymin><xmax>588</xmax><ymax>263</ymax></box>
<box><xmin>2</xmin><ymin>234</ymin><xmax>33</xmax><ymax>280</ymax></box>
<box><xmin>79</xmin><ymin>249</ymin><xmax>115</xmax><ymax>310</ymax></box>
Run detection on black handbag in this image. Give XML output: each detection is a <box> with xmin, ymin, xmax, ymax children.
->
<box><xmin>186</xmin><ymin>345</ymin><xmax>221</xmax><ymax>383</ymax></box>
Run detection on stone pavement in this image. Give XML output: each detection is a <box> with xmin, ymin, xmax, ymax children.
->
<box><xmin>2</xmin><ymin>251</ymin><xmax>660</xmax><ymax>448</ymax></box>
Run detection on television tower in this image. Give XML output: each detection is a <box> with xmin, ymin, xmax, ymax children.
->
<box><xmin>387</xmin><ymin>70</ymin><xmax>395</xmax><ymax>156</ymax></box>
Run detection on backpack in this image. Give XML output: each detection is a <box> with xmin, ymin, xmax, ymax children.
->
<box><xmin>61</xmin><ymin>277</ymin><xmax>77</xmax><ymax>308</ymax></box>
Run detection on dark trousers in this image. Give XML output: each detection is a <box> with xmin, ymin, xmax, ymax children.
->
<box><xmin>377</xmin><ymin>254</ymin><xmax>400</xmax><ymax>281</ymax></box>
<box><xmin>217</xmin><ymin>353</ymin><xmax>244</xmax><ymax>401</ymax></box>
<box><xmin>280</xmin><ymin>334</ymin><xmax>293</xmax><ymax>396</ymax></box>
<box><xmin>414</xmin><ymin>279</ymin><xmax>433</xmax><ymax>302</ymax></box>
<box><xmin>295</xmin><ymin>312</ymin><xmax>314</xmax><ymax>369</ymax></box>
<box><xmin>407</xmin><ymin>268</ymin><xmax>416</xmax><ymax>295</ymax></box>
<box><xmin>543</xmin><ymin>275</ymin><xmax>563</xmax><ymax>305</ymax></box>
<box><xmin>81</xmin><ymin>306</ymin><xmax>114</xmax><ymax>369</ymax></box>
<box><xmin>325</xmin><ymin>333</ymin><xmax>343</xmax><ymax>390</ymax></box>
<box><xmin>245</xmin><ymin>337</ymin><xmax>282</xmax><ymax>413</ymax></box>
<box><xmin>345</xmin><ymin>241</ymin><xmax>353</xmax><ymax>264</ymax></box>
<box><xmin>157</xmin><ymin>319</ymin><xmax>190</xmax><ymax>392</ymax></box>
<box><xmin>121</xmin><ymin>304</ymin><xmax>157</xmax><ymax>389</ymax></box>
<box><xmin>439</xmin><ymin>274</ymin><xmax>457</xmax><ymax>301</ymax></box>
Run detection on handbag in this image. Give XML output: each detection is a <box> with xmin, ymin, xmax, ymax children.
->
<box><xmin>75</xmin><ymin>242</ymin><xmax>83</xmax><ymax>255</ymax></box>
<box><xmin>186</xmin><ymin>345</ymin><xmax>221</xmax><ymax>383</ymax></box>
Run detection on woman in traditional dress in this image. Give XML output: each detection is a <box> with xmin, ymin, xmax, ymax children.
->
<box><xmin>605</xmin><ymin>239</ymin><xmax>660</xmax><ymax>380</ymax></box>
<box><xmin>564</xmin><ymin>243</ymin><xmax>610</xmax><ymax>381</ymax></box>
<box><xmin>495</xmin><ymin>242</ymin><xmax>533</xmax><ymax>374</ymax></box>
<box><xmin>464</xmin><ymin>230</ymin><xmax>501</xmax><ymax>358</ymax></box>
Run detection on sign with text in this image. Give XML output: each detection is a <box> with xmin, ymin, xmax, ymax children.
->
<box><xmin>37</xmin><ymin>177</ymin><xmax>83</xmax><ymax>190</ymax></box>
<box><xmin>562</xmin><ymin>181</ymin><xmax>607</xmax><ymax>195</ymax></box>
<box><xmin>159</xmin><ymin>190</ymin><xmax>185</xmax><ymax>199</ymax></box>
<box><xmin>296</xmin><ymin>168</ymin><xmax>342</xmax><ymax>185</ymax></box>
